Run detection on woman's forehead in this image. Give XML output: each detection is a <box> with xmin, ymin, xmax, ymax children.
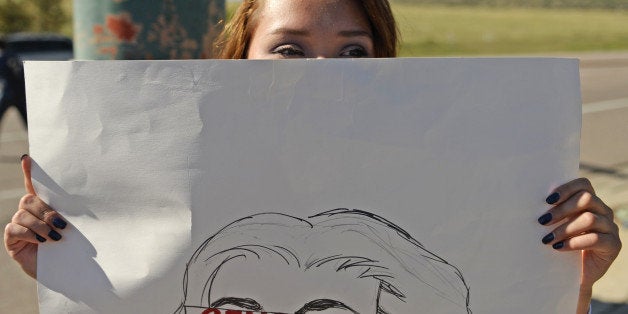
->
<box><xmin>257</xmin><ymin>0</ymin><xmax>370</xmax><ymax>32</ymax></box>
<box><xmin>262</xmin><ymin>0</ymin><xmax>359</xmax><ymax>12</ymax></box>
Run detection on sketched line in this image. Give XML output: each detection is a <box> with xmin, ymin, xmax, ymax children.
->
<box><xmin>178</xmin><ymin>209</ymin><xmax>472</xmax><ymax>314</ymax></box>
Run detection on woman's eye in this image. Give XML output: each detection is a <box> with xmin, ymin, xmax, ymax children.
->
<box><xmin>340</xmin><ymin>46</ymin><xmax>368</xmax><ymax>58</ymax></box>
<box><xmin>272</xmin><ymin>45</ymin><xmax>305</xmax><ymax>58</ymax></box>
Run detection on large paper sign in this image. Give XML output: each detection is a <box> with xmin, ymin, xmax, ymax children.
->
<box><xmin>25</xmin><ymin>58</ymin><xmax>582</xmax><ymax>313</ymax></box>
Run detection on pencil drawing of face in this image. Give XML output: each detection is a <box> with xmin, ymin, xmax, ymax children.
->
<box><xmin>176</xmin><ymin>208</ymin><xmax>471</xmax><ymax>314</ymax></box>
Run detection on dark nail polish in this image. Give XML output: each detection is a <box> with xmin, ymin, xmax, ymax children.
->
<box><xmin>552</xmin><ymin>241</ymin><xmax>564</xmax><ymax>250</ymax></box>
<box><xmin>541</xmin><ymin>233</ymin><xmax>555</xmax><ymax>244</ymax></box>
<box><xmin>20</xmin><ymin>154</ymin><xmax>29</xmax><ymax>161</ymax></box>
<box><xmin>546</xmin><ymin>192</ymin><xmax>560</xmax><ymax>205</ymax></box>
<box><xmin>48</xmin><ymin>230</ymin><xmax>62</xmax><ymax>241</ymax></box>
<box><xmin>35</xmin><ymin>234</ymin><xmax>46</xmax><ymax>243</ymax></box>
<box><xmin>537</xmin><ymin>212</ymin><xmax>552</xmax><ymax>225</ymax></box>
<box><xmin>52</xmin><ymin>217</ymin><xmax>67</xmax><ymax>229</ymax></box>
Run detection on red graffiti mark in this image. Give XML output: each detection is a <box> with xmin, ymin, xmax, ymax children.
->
<box><xmin>98</xmin><ymin>46</ymin><xmax>118</xmax><ymax>59</ymax></box>
<box><xmin>105</xmin><ymin>13</ymin><xmax>141</xmax><ymax>42</ymax></box>
<box><xmin>93</xmin><ymin>24</ymin><xmax>104</xmax><ymax>35</ymax></box>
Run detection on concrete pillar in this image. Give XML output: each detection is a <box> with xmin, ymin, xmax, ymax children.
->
<box><xmin>73</xmin><ymin>0</ymin><xmax>224</xmax><ymax>60</ymax></box>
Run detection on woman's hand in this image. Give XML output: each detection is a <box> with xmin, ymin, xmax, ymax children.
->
<box><xmin>3</xmin><ymin>155</ymin><xmax>67</xmax><ymax>279</ymax></box>
<box><xmin>538</xmin><ymin>178</ymin><xmax>622</xmax><ymax>314</ymax></box>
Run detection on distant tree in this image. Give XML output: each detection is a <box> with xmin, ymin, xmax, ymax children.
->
<box><xmin>0</xmin><ymin>0</ymin><xmax>71</xmax><ymax>35</ymax></box>
<box><xmin>0</xmin><ymin>0</ymin><xmax>34</xmax><ymax>33</ymax></box>
<box><xmin>32</xmin><ymin>0</ymin><xmax>68</xmax><ymax>32</ymax></box>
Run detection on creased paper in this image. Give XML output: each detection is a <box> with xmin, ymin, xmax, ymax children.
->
<box><xmin>25</xmin><ymin>58</ymin><xmax>581</xmax><ymax>313</ymax></box>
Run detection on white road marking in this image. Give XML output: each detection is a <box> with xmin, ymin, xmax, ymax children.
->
<box><xmin>583</xmin><ymin>97</ymin><xmax>628</xmax><ymax>114</ymax></box>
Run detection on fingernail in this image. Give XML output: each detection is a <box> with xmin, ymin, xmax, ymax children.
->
<box><xmin>546</xmin><ymin>192</ymin><xmax>560</xmax><ymax>205</ymax></box>
<box><xmin>20</xmin><ymin>154</ymin><xmax>29</xmax><ymax>161</ymax></box>
<box><xmin>48</xmin><ymin>230</ymin><xmax>62</xmax><ymax>241</ymax></box>
<box><xmin>552</xmin><ymin>241</ymin><xmax>564</xmax><ymax>250</ymax></box>
<box><xmin>52</xmin><ymin>217</ymin><xmax>67</xmax><ymax>229</ymax></box>
<box><xmin>541</xmin><ymin>232</ymin><xmax>555</xmax><ymax>244</ymax></box>
<box><xmin>35</xmin><ymin>234</ymin><xmax>46</xmax><ymax>243</ymax></box>
<box><xmin>537</xmin><ymin>212</ymin><xmax>552</xmax><ymax>225</ymax></box>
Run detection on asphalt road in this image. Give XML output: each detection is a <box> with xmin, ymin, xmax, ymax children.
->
<box><xmin>1</xmin><ymin>52</ymin><xmax>627</xmax><ymax>313</ymax></box>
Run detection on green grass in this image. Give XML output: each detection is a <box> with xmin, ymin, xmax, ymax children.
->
<box><xmin>395</xmin><ymin>4</ymin><xmax>628</xmax><ymax>56</ymax></box>
<box><xmin>393</xmin><ymin>0</ymin><xmax>628</xmax><ymax>10</ymax></box>
<box><xmin>226</xmin><ymin>2</ymin><xmax>628</xmax><ymax>56</ymax></box>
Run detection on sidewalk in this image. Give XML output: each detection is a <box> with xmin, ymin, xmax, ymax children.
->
<box><xmin>583</xmin><ymin>173</ymin><xmax>628</xmax><ymax>314</ymax></box>
<box><xmin>0</xmin><ymin>109</ymin><xmax>35</xmax><ymax>314</ymax></box>
<box><xmin>576</xmin><ymin>51</ymin><xmax>628</xmax><ymax>310</ymax></box>
<box><xmin>579</xmin><ymin>163</ymin><xmax>628</xmax><ymax>310</ymax></box>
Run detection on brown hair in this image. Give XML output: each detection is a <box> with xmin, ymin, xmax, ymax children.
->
<box><xmin>213</xmin><ymin>0</ymin><xmax>399</xmax><ymax>59</ymax></box>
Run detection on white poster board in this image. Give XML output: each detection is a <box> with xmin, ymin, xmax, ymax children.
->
<box><xmin>25</xmin><ymin>58</ymin><xmax>582</xmax><ymax>314</ymax></box>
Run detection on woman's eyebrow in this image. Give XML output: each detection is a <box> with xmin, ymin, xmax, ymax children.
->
<box><xmin>269</xmin><ymin>28</ymin><xmax>371</xmax><ymax>40</ymax></box>
<box><xmin>270</xmin><ymin>27</ymin><xmax>310</xmax><ymax>36</ymax></box>
<box><xmin>294</xmin><ymin>299</ymin><xmax>359</xmax><ymax>314</ymax></box>
<box><xmin>337</xmin><ymin>30</ymin><xmax>372</xmax><ymax>38</ymax></box>
<box><xmin>210</xmin><ymin>297</ymin><xmax>263</xmax><ymax>311</ymax></box>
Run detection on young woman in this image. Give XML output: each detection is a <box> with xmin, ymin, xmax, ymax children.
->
<box><xmin>4</xmin><ymin>1</ymin><xmax>621</xmax><ymax>313</ymax></box>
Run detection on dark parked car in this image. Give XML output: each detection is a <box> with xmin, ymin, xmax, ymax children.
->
<box><xmin>3</xmin><ymin>32</ymin><xmax>73</xmax><ymax>61</ymax></box>
<box><xmin>0</xmin><ymin>33</ymin><xmax>73</xmax><ymax>127</ymax></box>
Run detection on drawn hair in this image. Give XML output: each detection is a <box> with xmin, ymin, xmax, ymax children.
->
<box><xmin>213</xmin><ymin>0</ymin><xmax>399</xmax><ymax>59</ymax></box>
<box><xmin>176</xmin><ymin>208</ymin><xmax>471</xmax><ymax>313</ymax></box>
